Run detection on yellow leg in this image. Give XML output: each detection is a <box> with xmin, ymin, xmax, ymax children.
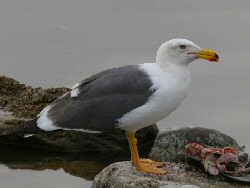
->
<box><xmin>126</xmin><ymin>131</ymin><xmax>166</xmax><ymax>174</ymax></box>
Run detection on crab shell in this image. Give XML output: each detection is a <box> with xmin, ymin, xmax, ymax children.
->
<box><xmin>185</xmin><ymin>143</ymin><xmax>249</xmax><ymax>176</ymax></box>
<box><xmin>202</xmin><ymin>147</ymin><xmax>249</xmax><ymax>175</ymax></box>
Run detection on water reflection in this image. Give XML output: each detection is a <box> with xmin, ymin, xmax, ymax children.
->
<box><xmin>0</xmin><ymin>143</ymin><xmax>130</xmax><ymax>181</ymax></box>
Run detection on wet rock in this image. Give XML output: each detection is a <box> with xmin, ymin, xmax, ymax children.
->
<box><xmin>0</xmin><ymin>109</ymin><xmax>30</xmax><ymax>130</ymax></box>
<box><xmin>150</xmin><ymin>127</ymin><xmax>242</xmax><ymax>163</ymax></box>
<box><xmin>0</xmin><ymin>76</ymin><xmax>70</xmax><ymax>119</ymax></box>
<box><xmin>0</xmin><ymin>124</ymin><xmax>158</xmax><ymax>156</ymax></box>
<box><xmin>92</xmin><ymin>161</ymin><xmax>239</xmax><ymax>188</ymax></box>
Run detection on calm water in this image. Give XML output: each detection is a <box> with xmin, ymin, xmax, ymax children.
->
<box><xmin>1</xmin><ymin>0</ymin><xmax>250</xmax><ymax>187</ymax></box>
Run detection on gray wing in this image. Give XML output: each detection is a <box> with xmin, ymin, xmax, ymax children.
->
<box><xmin>47</xmin><ymin>65</ymin><xmax>154</xmax><ymax>131</ymax></box>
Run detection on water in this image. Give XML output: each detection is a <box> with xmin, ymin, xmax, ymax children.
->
<box><xmin>0</xmin><ymin>166</ymin><xmax>91</xmax><ymax>188</ymax></box>
<box><xmin>1</xmin><ymin>0</ymin><xmax>250</xmax><ymax>187</ymax></box>
<box><xmin>0</xmin><ymin>143</ymin><xmax>128</xmax><ymax>188</ymax></box>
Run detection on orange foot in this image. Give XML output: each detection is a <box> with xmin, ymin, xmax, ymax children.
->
<box><xmin>139</xmin><ymin>158</ymin><xmax>164</xmax><ymax>167</ymax></box>
<box><xmin>137</xmin><ymin>161</ymin><xmax>166</xmax><ymax>174</ymax></box>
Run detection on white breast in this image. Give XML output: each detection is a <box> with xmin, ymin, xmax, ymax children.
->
<box><xmin>117</xmin><ymin>63</ymin><xmax>191</xmax><ymax>133</ymax></box>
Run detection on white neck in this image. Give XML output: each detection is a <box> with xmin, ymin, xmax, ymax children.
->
<box><xmin>155</xmin><ymin>58</ymin><xmax>190</xmax><ymax>84</ymax></box>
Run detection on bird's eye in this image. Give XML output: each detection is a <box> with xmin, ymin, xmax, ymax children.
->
<box><xmin>179</xmin><ymin>45</ymin><xmax>186</xmax><ymax>50</ymax></box>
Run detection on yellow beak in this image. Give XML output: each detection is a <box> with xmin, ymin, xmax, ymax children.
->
<box><xmin>188</xmin><ymin>48</ymin><xmax>219</xmax><ymax>62</ymax></box>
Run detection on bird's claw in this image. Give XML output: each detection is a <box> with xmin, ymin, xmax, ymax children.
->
<box><xmin>137</xmin><ymin>161</ymin><xmax>167</xmax><ymax>174</ymax></box>
<box><xmin>139</xmin><ymin>158</ymin><xmax>164</xmax><ymax>167</ymax></box>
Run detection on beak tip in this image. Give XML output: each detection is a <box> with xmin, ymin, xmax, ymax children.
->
<box><xmin>215</xmin><ymin>53</ymin><xmax>219</xmax><ymax>59</ymax></box>
<box><xmin>215</xmin><ymin>53</ymin><xmax>219</xmax><ymax>62</ymax></box>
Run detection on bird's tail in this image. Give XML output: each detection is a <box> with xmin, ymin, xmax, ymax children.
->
<box><xmin>0</xmin><ymin>118</ymin><xmax>45</xmax><ymax>136</ymax></box>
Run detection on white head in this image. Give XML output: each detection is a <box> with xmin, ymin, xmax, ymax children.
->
<box><xmin>156</xmin><ymin>39</ymin><xmax>219</xmax><ymax>67</ymax></box>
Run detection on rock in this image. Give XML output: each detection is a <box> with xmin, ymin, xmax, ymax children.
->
<box><xmin>0</xmin><ymin>124</ymin><xmax>158</xmax><ymax>156</ymax></box>
<box><xmin>0</xmin><ymin>76</ymin><xmax>70</xmax><ymax>119</ymax></box>
<box><xmin>92</xmin><ymin>161</ymin><xmax>238</xmax><ymax>188</ymax></box>
<box><xmin>0</xmin><ymin>109</ymin><xmax>31</xmax><ymax>130</ymax></box>
<box><xmin>0</xmin><ymin>76</ymin><xmax>158</xmax><ymax>156</ymax></box>
<box><xmin>179</xmin><ymin>186</ymin><xmax>200</xmax><ymax>188</ymax></box>
<box><xmin>160</xmin><ymin>185</ymin><xmax>200</xmax><ymax>188</ymax></box>
<box><xmin>149</xmin><ymin>127</ymin><xmax>242</xmax><ymax>163</ymax></box>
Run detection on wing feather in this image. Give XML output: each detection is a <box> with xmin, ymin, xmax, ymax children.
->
<box><xmin>47</xmin><ymin>65</ymin><xmax>154</xmax><ymax>131</ymax></box>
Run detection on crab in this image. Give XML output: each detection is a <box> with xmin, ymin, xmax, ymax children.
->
<box><xmin>185</xmin><ymin>142</ymin><xmax>249</xmax><ymax>176</ymax></box>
